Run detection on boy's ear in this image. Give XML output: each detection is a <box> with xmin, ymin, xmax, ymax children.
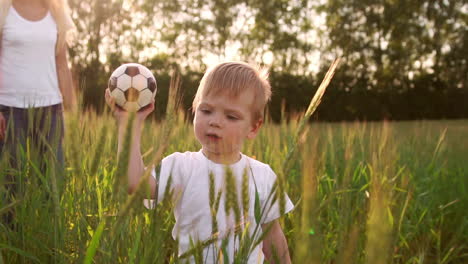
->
<box><xmin>247</xmin><ymin>119</ymin><xmax>263</xmax><ymax>139</ymax></box>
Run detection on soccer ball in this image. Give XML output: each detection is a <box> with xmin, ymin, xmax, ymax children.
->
<box><xmin>108</xmin><ymin>63</ymin><xmax>157</xmax><ymax>112</ymax></box>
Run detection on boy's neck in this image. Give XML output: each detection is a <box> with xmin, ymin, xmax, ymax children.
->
<box><xmin>202</xmin><ymin>149</ymin><xmax>241</xmax><ymax>165</ymax></box>
<box><xmin>15</xmin><ymin>0</ymin><xmax>46</xmax><ymax>6</ymax></box>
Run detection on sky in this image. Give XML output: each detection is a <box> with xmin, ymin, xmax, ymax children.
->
<box><xmin>106</xmin><ymin>0</ymin><xmax>327</xmax><ymax>73</ymax></box>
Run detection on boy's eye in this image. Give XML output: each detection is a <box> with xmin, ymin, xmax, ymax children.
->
<box><xmin>227</xmin><ymin>115</ymin><xmax>238</xmax><ymax>120</ymax></box>
<box><xmin>200</xmin><ymin>109</ymin><xmax>211</xmax><ymax>114</ymax></box>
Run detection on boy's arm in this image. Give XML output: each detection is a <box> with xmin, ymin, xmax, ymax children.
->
<box><xmin>118</xmin><ymin>118</ymin><xmax>157</xmax><ymax>198</ymax></box>
<box><xmin>262</xmin><ymin>220</ymin><xmax>291</xmax><ymax>264</ymax></box>
<box><xmin>108</xmin><ymin>89</ymin><xmax>157</xmax><ymax>199</ymax></box>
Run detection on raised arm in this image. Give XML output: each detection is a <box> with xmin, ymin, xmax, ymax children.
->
<box><xmin>262</xmin><ymin>220</ymin><xmax>292</xmax><ymax>264</ymax></box>
<box><xmin>106</xmin><ymin>89</ymin><xmax>157</xmax><ymax>199</ymax></box>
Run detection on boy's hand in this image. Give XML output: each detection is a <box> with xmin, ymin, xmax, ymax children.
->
<box><xmin>105</xmin><ymin>88</ymin><xmax>128</xmax><ymax>124</ymax></box>
<box><xmin>105</xmin><ymin>88</ymin><xmax>155</xmax><ymax>124</ymax></box>
<box><xmin>135</xmin><ymin>100</ymin><xmax>155</xmax><ymax>122</ymax></box>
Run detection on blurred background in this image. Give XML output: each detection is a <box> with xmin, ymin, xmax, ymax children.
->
<box><xmin>67</xmin><ymin>0</ymin><xmax>467</xmax><ymax>121</ymax></box>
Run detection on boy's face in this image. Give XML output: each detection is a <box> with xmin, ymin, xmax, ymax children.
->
<box><xmin>193</xmin><ymin>89</ymin><xmax>262</xmax><ymax>163</ymax></box>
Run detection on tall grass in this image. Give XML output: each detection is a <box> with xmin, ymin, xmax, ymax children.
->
<box><xmin>1</xmin><ymin>111</ymin><xmax>467</xmax><ymax>263</ymax></box>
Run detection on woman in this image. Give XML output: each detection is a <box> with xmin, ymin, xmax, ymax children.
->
<box><xmin>0</xmin><ymin>0</ymin><xmax>75</xmax><ymax>221</ymax></box>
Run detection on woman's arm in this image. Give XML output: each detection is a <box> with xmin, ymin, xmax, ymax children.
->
<box><xmin>0</xmin><ymin>30</ymin><xmax>3</xmax><ymax>139</ymax></box>
<box><xmin>56</xmin><ymin>44</ymin><xmax>76</xmax><ymax>111</ymax></box>
<box><xmin>262</xmin><ymin>220</ymin><xmax>292</xmax><ymax>264</ymax></box>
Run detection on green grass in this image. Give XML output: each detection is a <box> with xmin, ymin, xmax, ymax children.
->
<box><xmin>1</xmin><ymin>111</ymin><xmax>467</xmax><ymax>263</ymax></box>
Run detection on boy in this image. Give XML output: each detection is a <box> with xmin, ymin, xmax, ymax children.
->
<box><xmin>106</xmin><ymin>62</ymin><xmax>294</xmax><ymax>263</ymax></box>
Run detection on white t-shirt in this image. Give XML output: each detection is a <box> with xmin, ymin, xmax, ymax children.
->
<box><xmin>0</xmin><ymin>6</ymin><xmax>62</xmax><ymax>108</ymax></box>
<box><xmin>150</xmin><ymin>150</ymin><xmax>294</xmax><ymax>264</ymax></box>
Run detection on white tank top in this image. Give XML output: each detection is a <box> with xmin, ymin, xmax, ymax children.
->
<box><xmin>0</xmin><ymin>6</ymin><xmax>62</xmax><ymax>108</ymax></box>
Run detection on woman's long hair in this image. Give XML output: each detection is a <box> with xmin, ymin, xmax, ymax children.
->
<box><xmin>0</xmin><ymin>0</ymin><xmax>75</xmax><ymax>52</ymax></box>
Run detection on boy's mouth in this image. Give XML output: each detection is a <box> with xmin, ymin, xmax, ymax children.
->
<box><xmin>206</xmin><ymin>133</ymin><xmax>221</xmax><ymax>140</ymax></box>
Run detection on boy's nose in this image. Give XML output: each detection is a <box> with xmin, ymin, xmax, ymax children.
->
<box><xmin>208</xmin><ymin>116</ymin><xmax>222</xmax><ymax>128</ymax></box>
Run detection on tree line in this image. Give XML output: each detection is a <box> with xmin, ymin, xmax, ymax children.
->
<box><xmin>67</xmin><ymin>0</ymin><xmax>467</xmax><ymax>121</ymax></box>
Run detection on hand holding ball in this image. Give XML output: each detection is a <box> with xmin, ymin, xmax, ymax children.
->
<box><xmin>108</xmin><ymin>63</ymin><xmax>157</xmax><ymax>112</ymax></box>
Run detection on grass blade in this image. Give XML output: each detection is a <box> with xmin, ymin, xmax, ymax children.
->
<box><xmin>83</xmin><ymin>220</ymin><xmax>106</xmax><ymax>264</ymax></box>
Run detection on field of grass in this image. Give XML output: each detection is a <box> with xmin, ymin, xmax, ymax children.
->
<box><xmin>1</xmin><ymin>110</ymin><xmax>467</xmax><ymax>263</ymax></box>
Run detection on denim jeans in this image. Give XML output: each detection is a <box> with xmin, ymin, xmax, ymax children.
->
<box><xmin>0</xmin><ymin>104</ymin><xmax>64</xmax><ymax>225</ymax></box>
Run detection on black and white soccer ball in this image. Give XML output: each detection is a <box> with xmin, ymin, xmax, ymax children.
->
<box><xmin>108</xmin><ymin>63</ymin><xmax>157</xmax><ymax>112</ymax></box>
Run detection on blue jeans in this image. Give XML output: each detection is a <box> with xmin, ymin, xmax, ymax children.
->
<box><xmin>0</xmin><ymin>104</ymin><xmax>65</xmax><ymax>224</ymax></box>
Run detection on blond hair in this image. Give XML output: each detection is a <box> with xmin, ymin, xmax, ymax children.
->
<box><xmin>193</xmin><ymin>62</ymin><xmax>272</xmax><ymax>122</ymax></box>
<box><xmin>0</xmin><ymin>0</ymin><xmax>75</xmax><ymax>52</ymax></box>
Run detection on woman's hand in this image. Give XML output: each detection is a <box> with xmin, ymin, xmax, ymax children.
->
<box><xmin>0</xmin><ymin>112</ymin><xmax>6</xmax><ymax>141</ymax></box>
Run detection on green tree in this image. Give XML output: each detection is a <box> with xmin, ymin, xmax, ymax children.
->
<box><xmin>318</xmin><ymin>0</ymin><xmax>467</xmax><ymax>119</ymax></box>
<box><xmin>139</xmin><ymin>0</ymin><xmax>318</xmax><ymax>73</ymax></box>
